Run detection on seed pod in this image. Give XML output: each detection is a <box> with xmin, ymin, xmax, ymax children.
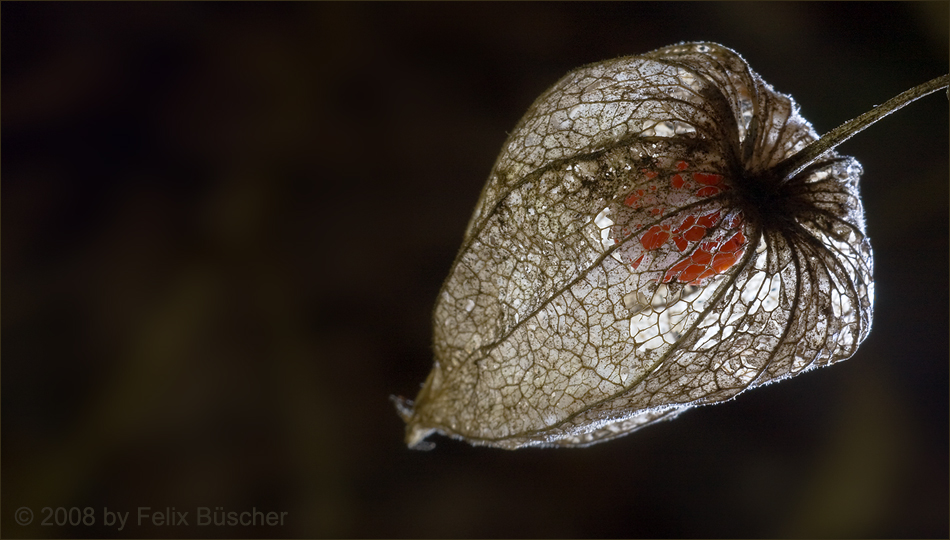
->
<box><xmin>396</xmin><ymin>42</ymin><xmax>874</xmax><ymax>449</ymax></box>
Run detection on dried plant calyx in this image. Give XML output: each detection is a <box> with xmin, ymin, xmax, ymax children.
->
<box><xmin>395</xmin><ymin>42</ymin><xmax>950</xmax><ymax>449</ymax></box>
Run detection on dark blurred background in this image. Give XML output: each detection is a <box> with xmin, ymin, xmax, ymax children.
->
<box><xmin>2</xmin><ymin>2</ymin><xmax>947</xmax><ymax>538</ymax></box>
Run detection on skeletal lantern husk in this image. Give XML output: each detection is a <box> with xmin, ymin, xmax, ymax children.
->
<box><xmin>396</xmin><ymin>42</ymin><xmax>874</xmax><ymax>449</ymax></box>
